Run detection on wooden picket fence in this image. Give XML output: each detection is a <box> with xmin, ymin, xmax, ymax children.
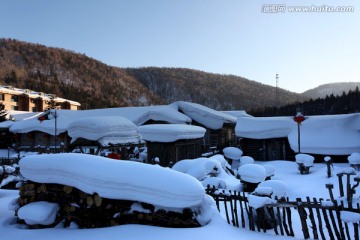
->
<box><xmin>206</xmin><ymin>187</ymin><xmax>360</xmax><ymax>240</ymax></box>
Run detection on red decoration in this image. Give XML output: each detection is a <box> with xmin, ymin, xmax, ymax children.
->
<box><xmin>43</xmin><ymin>133</ymin><xmax>50</xmax><ymax>139</ymax></box>
<box><xmin>27</xmin><ymin>133</ymin><xmax>34</xmax><ymax>139</ymax></box>
<box><xmin>293</xmin><ymin>113</ymin><xmax>305</xmax><ymax>125</ymax></box>
<box><xmin>38</xmin><ymin>113</ymin><xmax>49</xmax><ymax>122</ymax></box>
<box><xmin>107</xmin><ymin>152</ymin><xmax>121</xmax><ymax>160</ymax></box>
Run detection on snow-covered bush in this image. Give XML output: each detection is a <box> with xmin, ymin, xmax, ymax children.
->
<box><xmin>0</xmin><ymin>164</ymin><xmax>23</xmax><ymax>189</ymax></box>
<box><xmin>238</xmin><ymin>164</ymin><xmax>266</xmax><ymax>184</ymax></box>
<box><xmin>240</xmin><ymin>156</ymin><xmax>254</xmax><ymax>166</ymax></box>
<box><xmin>223</xmin><ymin>147</ymin><xmax>242</xmax><ymax>160</ymax></box>
<box><xmin>172</xmin><ymin>156</ymin><xmax>240</xmax><ymax>190</ymax></box>
<box><xmin>295</xmin><ymin>153</ymin><xmax>314</xmax><ymax>174</ymax></box>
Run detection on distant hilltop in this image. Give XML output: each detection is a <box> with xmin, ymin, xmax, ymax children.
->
<box><xmin>302</xmin><ymin>82</ymin><xmax>360</xmax><ymax>99</ymax></box>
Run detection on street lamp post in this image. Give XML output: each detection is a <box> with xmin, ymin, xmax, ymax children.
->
<box><xmin>293</xmin><ymin>112</ymin><xmax>305</xmax><ymax>153</ymax></box>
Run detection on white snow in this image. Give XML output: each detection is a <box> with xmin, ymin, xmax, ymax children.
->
<box><xmin>257</xmin><ymin>180</ymin><xmax>287</xmax><ymax>198</ymax></box>
<box><xmin>223</xmin><ymin>147</ymin><xmax>243</xmax><ymax>160</ymax></box>
<box><xmin>17</xmin><ymin>201</ymin><xmax>59</xmax><ymax>225</ymax></box>
<box><xmin>236</xmin><ymin>116</ymin><xmax>293</xmax><ymax>139</ymax></box>
<box><xmin>248</xmin><ymin>195</ymin><xmax>277</xmax><ymax>209</ymax></box>
<box><xmin>348</xmin><ymin>152</ymin><xmax>360</xmax><ymax>165</ymax></box>
<box><xmin>240</xmin><ymin>156</ymin><xmax>255</xmax><ymax>165</ymax></box>
<box><xmin>236</xmin><ymin>113</ymin><xmax>360</xmax><ymax>155</ymax></box>
<box><xmin>172</xmin><ymin>157</ymin><xmax>240</xmax><ymax>190</ymax></box>
<box><xmin>67</xmin><ymin>116</ymin><xmax>142</xmax><ymax>145</ymax></box>
<box><xmin>341</xmin><ymin>211</ymin><xmax>360</xmax><ymax>223</ymax></box>
<box><xmin>19</xmin><ymin>153</ymin><xmax>205</xmax><ymax>208</ymax></box>
<box><xmin>253</xmin><ymin>186</ymin><xmax>273</xmax><ymax>196</ymax></box>
<box><xmin>175</xmin><ymin>101</ymin><xmax>237</xmax><ymax>130</ymax></box>
<box><xmin>139</xmin><ymin>124</ymin><xmax>206</xmax><ymax>142</ymax></box>
<box><xmin>1</xmin><ymin>157</ymin><xmax>359</xmax><ymax>240</ymax></box>
<box><xmin>295</xmin><ymin>154</ymin><xmax>315</xmax><ymax>167</ymax></box>
<box><xmin>9</xmin><ymin>105</ymin><xmax>192</xmax><ymax>135</ymax></box>
<box><xmin>263</xmin><ymin>165</ymin><xmax>276</xmax><ymax>178</ymax></box>
<box><xmin>238</xmin><ymin>164</ymin><xmax>266</xmax><ymax>183</ymax></box>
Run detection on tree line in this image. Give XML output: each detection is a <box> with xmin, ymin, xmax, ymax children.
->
<box><xmin>250</xmin><ymin>87</ymin><xmax>360</xmax><ymax>116</ymax></box>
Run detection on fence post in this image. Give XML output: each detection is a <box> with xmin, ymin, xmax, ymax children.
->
<box><xmin>296</xmin><ymin>198</ymin><xmax>310</xmax><ymax>239</ymax></box>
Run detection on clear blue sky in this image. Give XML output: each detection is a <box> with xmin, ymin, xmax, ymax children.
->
<box><xmin>1</xmin><ymin>0</ymin><xmax>359</xmax><ymax>93</ymax></box>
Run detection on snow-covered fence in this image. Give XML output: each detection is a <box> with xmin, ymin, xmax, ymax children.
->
<box><xmin>206</xmin><ymin>186</ymin><xmax>360</xmax><ymax>240</ymax></box>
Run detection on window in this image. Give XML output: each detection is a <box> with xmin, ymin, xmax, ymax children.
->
<box><xmin>11</xmin><ymin>106</ymin><xmax>19</xmax><ymax>110</ymax></box>
<box><xmin>0</xmin><ymin>94</ymin><xmax>4</xmax><ymax>101</ymax></box>
<box><xmin>11</xmin><ymin>95</ymin><xmax>18</xmax><ymax>102</ymax></box>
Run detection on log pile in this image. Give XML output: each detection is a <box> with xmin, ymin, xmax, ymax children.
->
<box><xmin>16</xmin><ymin>181</ymin><xmax>201</xmax><ymax>229</ymax></box>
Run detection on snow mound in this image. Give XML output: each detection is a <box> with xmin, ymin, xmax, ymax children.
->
<box><xmin>240</xmin><ymin>156</ymin><xmax>254</xmax><ymax>165</ymax></box>
<box><xmin>67</xmin><ymin>116</ymin><xmax>142</xmax><ymax>146</ymax></box>
<box><xmin>341</xmin><ymin>211</ymin><xmax>360</xmax><ymax>223</ymax></box>
<box><xmin>263</xmin><ymin>165</ymin><xmax>276</xmax><ymax>178</ymax></box>
<box><xmin>18</xmin><ymin>201</ymin><xmax>59</xmax><ymax>225</ymax></box>
<box><xmin>258</xmin><ymin>180</ymin><xmax>287</xmax><ymax>198</ymax></box>
<box><xmin>295</xmin><ymin>154</ymin><xmax>314</xmax><ymax>167</ymax></box>
<box><xmin>348</xmin><ymin>152</ymin><xmax>360</xmax><ymax>165</ymax></box>
<box><xmin>248</xmin><ymin>195</ymin><xmax>277</xmax><ymax>209</ymax></box>
<box><xmin>223</xmin><ymin>147</ymin><xmax>243</xmax><ymax>160</ymax></box>
<box><xmin>172</xmin><ymin>158</ymin><xmax>222</xmax><ymax>181</ymax></box>
<box><xmin>238</xmin><ymin>164</ymin><xmax>266</xmax><ymax>183</ymax></box>
<box><xmin>19</xmin><ymin>153</ymin><xmax>205</xmax><ymax>208</ymax></box>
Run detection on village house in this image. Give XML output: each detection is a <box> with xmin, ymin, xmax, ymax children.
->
<box><xmin>139</xmin><ymin>124</ymin><xmax>206</xmax><ymax>166</ymax></box>
<box><xmin>3</xmin><ymin>102</ymin><xmax>238</xmax><ymax>164</ymax></box>
<box><xmin>0</xmin><ymin>85</ymin><xmax>81</xmax><ymax>111</ymax></box>
<box><xmin>235</xmin><ymin>113</ymin><xmax>360</xmax><ymax>162</ymax></box>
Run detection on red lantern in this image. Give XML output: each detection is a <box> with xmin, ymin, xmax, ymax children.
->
<box><xmin>293</xmin><ymin>112</ymin><xmax>305</xmax><ymax>125</ymax></box>
<box><xmin>43</xmin><ymin>133</ymin><xmax>50</xmax><ymax>139</ymax></box>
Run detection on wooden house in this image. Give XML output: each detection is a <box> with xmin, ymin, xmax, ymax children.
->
<box><xmin>235</xmin><ymin>114</ymin><xmax>360</xmax><ymax>162</ymax></box>
<box><xmin>139</xmin><ymin>124</ymin><xmax>206</xmax><ymax>167</ymax></box>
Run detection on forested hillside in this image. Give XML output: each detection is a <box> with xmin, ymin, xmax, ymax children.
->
<box><xmin>251</xmin><ymin>87</ymin><xmax>360</xmax><ymax>116</ymax></box>
<box><xmin>0</xmin><ymin>39</ymin><xmax>305</xmax><ymax>111</ymax></box>
<box><xmin>302</xmin><ymin>82</ymin><xmax>360</xmax><ymax>99</ymax></box>
<box><xmin>125</xmin><ymin>67</ymin><xmax>305</xmax><ymax>110</ymax></box>
<box><xmin>0</xmin><ymin>39</ymin><xmax>163</xmax><ymax>109</ymax></box>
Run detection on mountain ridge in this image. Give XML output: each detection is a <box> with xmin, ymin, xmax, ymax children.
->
<box><xmin>1</xmin><ymin>38</ymin><xmax>353</xmax><ymax>111</ymax></box>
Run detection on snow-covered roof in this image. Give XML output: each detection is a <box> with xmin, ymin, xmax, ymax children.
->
<box><xmin>8</xmin><ymin>102</ymin><xmax>237</xmax><ymax>140</ymax></box>
<box><xmin>139</xmin><ymin>124</ymin><xmax>206</xmax><ymax>142</ymax></box>
<box><xmin>19</xmin><ymin>153</ymin><xmax>206</xmax><ymax>208</ymax></box>
<box><xmin>236</xmin><ymin>116</ymin><xmax>293</xmax><ymax>139</ymax></box>
<box><xmin>174</xmin><ymin>101</ymin><xmax>237</xmax><ymax>130</ymax></box>
<box><xmin>222</xmin><ymin>110</ymin><xmax>253</xmax><ymax>118</ymax></box>
<box><xmin>0</xmin><ymin>111</ymin><xmax>39</xmax><ymax>129</ymax></box>
<box><xmin>67</xmin><ymin>116</ymin><xmax>142</xmax><ymax>146</ymax></box>
<box><xmin>9</xmin><ymin>105</ymin><xmax>192</xmax><ymax>135</ymax></box>
<box><xmin>236</xmin><ymin>113</ymin><xmax>360</xmax><ymax>155</ymax></box>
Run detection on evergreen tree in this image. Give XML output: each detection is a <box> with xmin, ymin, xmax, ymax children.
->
<box><xmin>0</xmin><ymin>102</ymin><xmax>8</xmax><ymax>122</ymax></box>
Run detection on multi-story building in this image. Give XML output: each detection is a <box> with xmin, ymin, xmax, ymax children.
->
<box><xmin>0</xmin><ymin>86</ymin><xmax>81</xmax><ymax>111</ymax></box>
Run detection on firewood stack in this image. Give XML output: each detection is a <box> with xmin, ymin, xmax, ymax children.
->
<box><xmin>16</xmin><ymin>181</ymin><xmax>201</xmax><ymax>229</ymax></box>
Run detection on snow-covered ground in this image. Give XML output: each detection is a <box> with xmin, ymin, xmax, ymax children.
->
<box><xmin>1</xmin><ymin>150</ymin><xmax>359</xmax><ymax>240</ymax></box>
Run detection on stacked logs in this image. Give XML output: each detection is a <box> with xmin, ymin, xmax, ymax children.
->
<box><xmin>16</xmin><ymin>181</ymin><xmax>200</xmax><ymax>229</ymax></box>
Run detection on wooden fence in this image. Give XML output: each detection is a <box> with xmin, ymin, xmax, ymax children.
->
<box><xmin>206</xmin><ymin>187</ymin><xmax>360</xmax><ymax>240</ymax></box>
<box><xmin>0</xmin><ymin>157</ymin><xmax>20</xmax><ymax>166</ymax></box>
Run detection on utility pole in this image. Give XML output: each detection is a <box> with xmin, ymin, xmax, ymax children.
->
<box><xmin>275</xmin><ymin>74</ymin><xmax>279</xmax><ymax>108</ymax></box>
